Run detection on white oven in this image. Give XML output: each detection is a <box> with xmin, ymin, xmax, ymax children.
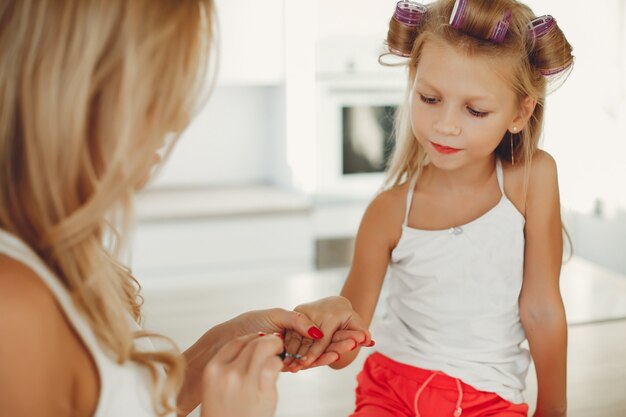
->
<box><xmin>315</xmin><ymin>74</ymin><xmax>406</xmax><ymax>198</ymax></box>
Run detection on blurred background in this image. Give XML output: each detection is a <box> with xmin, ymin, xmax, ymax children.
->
<box><xmin>132</xmin><ymin>1</ymin><xmax>626</xmax><ymax>416</ymax></box>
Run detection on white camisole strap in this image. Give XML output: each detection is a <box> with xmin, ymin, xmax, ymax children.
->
<box><xmin>404</xmin><ymin>175</ymin><xmax>419</xmax><ymax>226</ymax></box>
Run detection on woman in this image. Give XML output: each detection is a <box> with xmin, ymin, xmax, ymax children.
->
<box><xmin>0</xmin><ymin>1</ymin><xmax>370</xmax><ymax>416</ymax></box>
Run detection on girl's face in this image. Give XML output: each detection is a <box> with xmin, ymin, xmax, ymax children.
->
<box><xmin>410</xmin><ymin>38</ymin><xmax>528</xmax><ymax>171</ymax></box>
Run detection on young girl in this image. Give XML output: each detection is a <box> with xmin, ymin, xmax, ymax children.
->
<box><xmin>0</xmin><ymin>1</ymin><xmax>371</xmax><ymax>417</ymax></box>
<box><xmin>290</xmin><ymin>0</ymin><xmax>574</xmax><ymax>416</ymax></box>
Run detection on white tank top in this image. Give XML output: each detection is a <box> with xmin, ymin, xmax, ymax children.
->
<box><xmin>374</xmin><ymin>159</ymin><xmax>530</xmax><ymax>404</ymax></box>
<box><xmin>0</xmin><ymin>229</ymin><xmax>172</xmax><ymax>417</ymax></box>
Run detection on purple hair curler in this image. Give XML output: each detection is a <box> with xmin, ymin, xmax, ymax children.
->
<box><xmin>393</xmin><ymin>1</ymin><xmax>427</xmax><ymax>28</ymax></box>
<box><xmin>450</xmin><ymin>0</ymin><xmax>511</xmax><ymax>44</ymax></box>
<box><xmin>489</xmin><ymin>10</ymin><xmax>512</xmax><ymax>43</ymax></box>
<box><xmin>449</xmin><ymin>0</ymin><xmax>467</xmax><ymax>29</ymax></box>
<box><xmin>386</xmin><ymin>1</ymin><xmax>428</xmax><ymax>58</ymax></box>
<box><xmin>528</xmin><ymin>15</ymin><xmax>556</xmax><ymax>39</ymax></box>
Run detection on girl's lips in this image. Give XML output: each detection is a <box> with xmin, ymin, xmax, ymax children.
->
<box><xmin>430</xmin><ymin>141</ymin><xmax>461</xmax><ymax>155</ymax></box>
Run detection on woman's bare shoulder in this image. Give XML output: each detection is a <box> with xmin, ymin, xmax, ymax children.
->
<box><xmin>0</xmin><ymin>255</ymin><xmax>64</xmax><ymax>319</ymax></box>
<box><xmin>0</xmin><ymin>255</ymin><xmax>72</xmax><ymax>323</ymax></box>
<box><xmin>0</xmin><ymin>254</ymin><xmax>76</xmax><ymax>414</ymax></box>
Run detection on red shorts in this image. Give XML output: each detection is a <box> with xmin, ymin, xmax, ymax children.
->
<box><xmin>350</xmin><ymin>353</ymin><xmax>529</xmax><ymax>417</ymax></box>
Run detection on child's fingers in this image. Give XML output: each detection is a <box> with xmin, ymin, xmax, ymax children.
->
<box><xmin>295</xmin><ymin>339</ymin><xmax>357</xmax><ymax>371</ymax></box>
<box><xmin>282</xmin><ymin>331</ymin><xmax>303</xmax><ymax>368</ymax></box>
<box><xmin>288</xmin><ymin>334</ymin><xmax>332</xmax><ymax>371</ymax></box>
<box><xmin>293</xmin><ymin>333</ymin><xmax>377</xmax><ymax>371</ymax></box>
<box><xmin>308</xmin><ymin>351</ymin><xmax>341</xmax><ymax>368</ymax></box>
<box><xmin>331</xmin><ymin>330</ymin><xmax>367</xmax><ymax>344</ymax></box>
<box><xmin>282</xmin><ymin>330</ymin><xmax>294</xmax><ymax>367</ymax></box>
<box><xmin>287</xmin><ymin>337</ymin><xmax>314</xmax><ymax>371</ymax></box>
<box><xmin>326</xmin><ymin>337</ymin><xmax>360</xmax><ymax>355</ymax></box>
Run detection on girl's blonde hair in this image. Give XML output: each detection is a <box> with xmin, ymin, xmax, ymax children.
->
<box><xmin>0</xmin><ymin>1</ymin><xmax>213</xmax><ymax>415</ymax></box>
<box><xmin>384</xmin><ymin>0</ymin><xmax>574</xmax><ymax>189</ymax></box>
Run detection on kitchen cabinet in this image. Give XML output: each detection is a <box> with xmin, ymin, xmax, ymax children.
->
<box><xmin>131</xmin><ymin>186</ymin><xmax>315</xmax><ymax>284</ymax></box>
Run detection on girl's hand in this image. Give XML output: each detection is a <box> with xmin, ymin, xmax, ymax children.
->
<box><xmin>201</xmin><ymin>333</ymin><xmax>283</xmax><ymax>417</ymax></box>
<box><xmin>282</xmin><ymin>296</ymin><xmax>373</xmax><ymax>371</ymax></box>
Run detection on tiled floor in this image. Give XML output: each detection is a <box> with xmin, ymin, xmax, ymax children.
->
<box><xmin>141</xmin><ymin>257</ymin><xmax>626</xmax><ymax>417</ymax></box>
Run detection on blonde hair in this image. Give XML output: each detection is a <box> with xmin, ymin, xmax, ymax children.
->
<box><xmin>384</xmin><ymin>0</ymin><xmax>574</xmax><ymax>189</ymax></box>
<box><xmin>0</xmin><ymin>0</ymin><xmax>213</xmax><ymax>415</ymax></box>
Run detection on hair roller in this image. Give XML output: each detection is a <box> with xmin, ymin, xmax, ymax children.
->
<box><xmin>386</xmin><ymin>1</ymin><xmax>428</xmax><ymax>57</ymax></box>
<box><xmin>449</xmin><ymin>0</ymin><xmax>512</xmax><ymax>44</ymax></box>
<box><xmin>527</xmin><ymin>15</ymin><xmax>574</xmax><ymax>92</ymax></box>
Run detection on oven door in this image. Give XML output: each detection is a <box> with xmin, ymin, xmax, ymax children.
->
<box><xmin>316</xmin><ymin>78</ymin><xmax>405</xmax><ymax>198</ymax></box>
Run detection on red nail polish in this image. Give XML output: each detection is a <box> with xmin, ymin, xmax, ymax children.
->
<box><xmin>366</xmin><ymin>340</ymin><xmax>376</xmax><ymax>347</ymax></box>
<box><xmin>273</xmin><ymin>332</ymin><xmax>284</xmax><ymax>339</ymax></box>
<box><xmin>307</xmin><ymin>326</ymin><xmax>324</xmax><ymax>339</ymax></box>
<box><xmin>351</xmin><ymin>340</ymin><xmax>358</xmax><ymax>351</ymax></box>
<box><xmin>257</xmin><ymin>332</ymin><xmax>266</xmax><ymax>336</ymax></box>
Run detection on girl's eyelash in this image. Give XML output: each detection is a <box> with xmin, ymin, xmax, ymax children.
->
<box><xmin>467</xmin><ymin>107</ymin><xmax>489</xmax><ymax>118</ymax></box>
<box><xmin>419</xmin><ymin>94</ymin><xmax>438</xmax><ymax>104</ymax></box>
<box><xmin>419</xmin><ymin>94</ymin><xmax>490</xmax><ymax>118</ymax></box>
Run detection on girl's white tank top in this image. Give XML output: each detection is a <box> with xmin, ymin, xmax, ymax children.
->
<box><xmin>0</xmin><ymin>229</ymin><xmax>171</xmax><ymax>417</ymax></box>
<box><xmin>374</xmin><ymin>159</ymin><xmax>530</xmax><ymax>404</ymax></box>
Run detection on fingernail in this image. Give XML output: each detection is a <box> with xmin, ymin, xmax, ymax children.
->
<box><xmin>351</xmin><ymin>340</ymin><xmax>358</xmax><ymax>351</ymax></box>
<box><xmin>366</xmin><ymin>340</ymin><xmax>376</xmax><ymax>347</ymax></box>
<box><xmin>335</xmin><ymin>353</ymin><xmax>341</xmax><ymax>362</ymax></box>
<box><xmin>307</xmin><ymin>326</ymin><xmax>324</xmax><ymax>339</ymax></box>
<box><xmin>272</xmin><ymin>332</ymin><xmax>284</xmax><ymax>339</ymax></box>
<box><xmin>257</xmin><ymin>332</ymin><xmax>266</xmax><ymax>336</ymax></box>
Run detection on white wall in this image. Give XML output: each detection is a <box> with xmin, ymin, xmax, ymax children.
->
<box><xmin>152</xmin><ymin>86</ymin><xmax>282</xmax><ymax>187</ymax></box>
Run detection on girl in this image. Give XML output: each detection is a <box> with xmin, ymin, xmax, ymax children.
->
<box><xmin>289</xmin><ymin>0</ymin><xmax>574</xmax><ymax>416</ymax></box>
<box><xmin>0</xmin><ymin>1</ymin><xmax>371</xmax><ymax>417</ymax></box>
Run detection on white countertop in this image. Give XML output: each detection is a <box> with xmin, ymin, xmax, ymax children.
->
<box><xmin>135</xmin><ymin>185</ymin><xmax>312</xmax><ymax>221</ymax></box>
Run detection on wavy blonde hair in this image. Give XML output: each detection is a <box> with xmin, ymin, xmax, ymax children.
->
<box><xmin>0</xmin><ymin>0</ymin><xmax>213</xmax><ymax>415</ymax></box>
<box><xmin>384</xmin><ymin>0</ymin><xmax>574</xmax><ymax>189</ymax></box>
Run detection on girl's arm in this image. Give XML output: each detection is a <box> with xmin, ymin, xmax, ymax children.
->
<box><xmin>277</xmin><ymin>187</ymin><xmax>404</xmax><ymax>371</ymax></box>
<box><xmin>332</xmin><ymin>188</ymin><xmax>404</xmax><ymax>368</ymax></box>
<box><xmin>518</xmin><ymin>151</ymin><xmax>567</xmax><ymax>417</ymax></box>
<box><xmin>274</xmin><ymin>188</ymin><xmax>397</xmax><ymax>370</ymax></box>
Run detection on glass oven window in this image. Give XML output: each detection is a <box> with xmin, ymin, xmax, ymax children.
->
<box><xmin>342</xmin><ymin>105</ymin><xmax>396</xmax><ymax>174</ymax></box>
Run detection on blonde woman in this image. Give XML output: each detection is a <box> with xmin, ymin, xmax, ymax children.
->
<box><xmin>0</xmin><ymin>1</ymin><xmax>371</xmax><ymax>416</ymax></box>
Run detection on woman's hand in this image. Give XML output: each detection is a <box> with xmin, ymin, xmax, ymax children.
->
<box><xmin>177</xmin><ymin>307</ymin><xmax>328</xmax><ymax>415</ymax></box>
<box><xmin>225</xmin><ymin>308</ymin><xmax>327</xmax><ymax>340</ymax></box>
<box><xmin>282</xmin><ymin>296</ymin><xmax>373</xmax><ymax>372</ymax></box>
<box><xmin>200</xmin><ymin>333</ymin><xmax>284</xmax><ymax>417</ymax></box>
